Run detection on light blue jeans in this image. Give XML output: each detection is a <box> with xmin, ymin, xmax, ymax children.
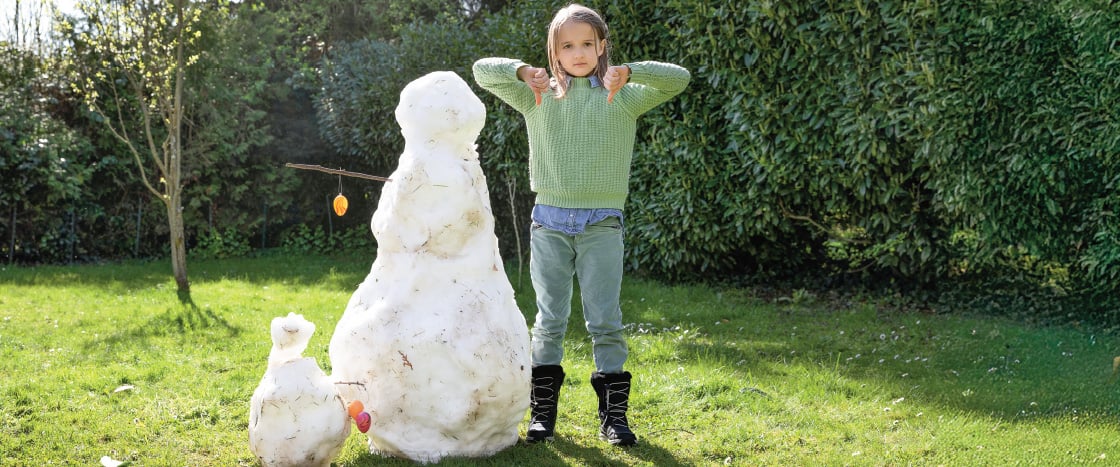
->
<box><xmin>529</xmin><ymin>216</ymin><xmax>628</xmax><ymax>374</ymax></box>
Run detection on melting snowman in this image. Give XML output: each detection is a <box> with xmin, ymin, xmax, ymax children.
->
<box><xmin>249</xmin><ymin>313</ymin><xmax>350</xmax><ymax>467</ymax></box>
<box><xmin>329</xmin><ymin>71</ymin><xmax>531</xmax><ymax>463</ymax></box>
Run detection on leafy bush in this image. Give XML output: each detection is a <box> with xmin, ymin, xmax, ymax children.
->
<box><xmin>281</xmin><ymin>224</ymin><xmax>332</xmax><ymax>255</ymax></box>
<box><xmin>280</xmin><ymin>223</ymin><xmax>374</xmax><ymax>256</ymax></box>
<box><xmin>927</xmin><ymin>1</ymin><xmax>1120</xmax><ymax>299</ymax></box>
<box><xmin>193</xmin><ymin>228</ymin><xmax>252</xmax><ymax>259</ymax></box>
<box><xmin>313</xmin><ymin>0</ymin><xmax>1119</xmax><ymax>299</ymax></box>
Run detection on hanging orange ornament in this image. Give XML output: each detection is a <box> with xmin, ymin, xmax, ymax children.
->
<box><xmin>333</xmin><ymin>193</ymin><xmax>349</xmax><ymax>216</ymax></box>
<box><xmin>332</xmin><ymin>173</ymin><xmax>349</xmax><ymax>216</ymax></box>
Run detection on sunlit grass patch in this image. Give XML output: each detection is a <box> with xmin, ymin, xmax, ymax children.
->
<box><xmin>2</xmin><ymin>255</ymin><xmax>1118</xmax><ymax>465</ymax></box>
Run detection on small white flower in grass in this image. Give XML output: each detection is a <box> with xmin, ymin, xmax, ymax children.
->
<box><xmin>113</xmin><ymin>384</ymin><xmax>135</xmax><ymax>393</ymax></box>
<box><xmin>892</xmin><ymin>397</ymin><xmax>905</xmax><ymax>404</ymax></box>
<box><xmin>100</xmin><ymin>456</ymin><xmax>127</xmax><ymax>467</ymax></box>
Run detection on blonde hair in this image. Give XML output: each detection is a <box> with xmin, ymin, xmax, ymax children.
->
<box><xmin>546</xmin><ymin>4</ymin><xmax>611</xmax><ymax>99</ymax></box>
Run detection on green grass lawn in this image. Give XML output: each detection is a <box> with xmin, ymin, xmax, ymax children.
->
<box><xmin>1</xmin><ymin>254</ymin><xmax>1118</xmax><ymax>466</ymax></box>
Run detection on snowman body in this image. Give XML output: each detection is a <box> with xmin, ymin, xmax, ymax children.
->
<box><xmin>329</xmin><ymin>71</ymin><xmax>530</xmax><ymax>463</ymax></box>
<box><xmin>249</xmin><ymin>313</ymin><xmax>350</xmax><ymax>467</ymax></box>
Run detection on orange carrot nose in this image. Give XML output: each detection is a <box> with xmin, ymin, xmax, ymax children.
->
<box><xmin>347</xmin><ymin>400</ymin><xmax>364</xmax><ymax>419</ymax></box>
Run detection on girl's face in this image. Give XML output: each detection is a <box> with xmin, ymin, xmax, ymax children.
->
<box><xmin>555</xmin><ymin>21</ymin><xmax>605</xmax><ymax>78</ymax></box>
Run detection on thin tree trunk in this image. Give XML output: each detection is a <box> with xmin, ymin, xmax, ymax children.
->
<box><xmin>167</xmin><ymin>0</ymin><xmax>189</xmax><ymax>295</ymax></box>
<box><xmin>167</xmin><ymin>195</ymin><xmax>189</xmax><ymax>293</ymax></box>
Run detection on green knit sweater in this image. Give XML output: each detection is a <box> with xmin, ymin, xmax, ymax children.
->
<box><xmin>473</xmin><ymin>58</ymin><xmax>690</xmax><ymax>210</ymax></box>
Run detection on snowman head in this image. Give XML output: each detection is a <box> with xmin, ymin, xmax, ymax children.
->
<box><xmin>268</xmin><ymin>312</ymin><xmax>315</xmax><ymax>366</ymax></box>
<box><xmin>395</xmin><ymin>71</ymin><xmax>485</xmax><ymax>153</ymax></box>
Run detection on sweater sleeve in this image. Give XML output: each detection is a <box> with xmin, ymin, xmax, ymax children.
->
<box><xmin>615</xmin><ymin>61</ymin><xmax>691</xmax><ymax>116</ymax></box>
<box><xmin>472</xmin><ymin>57</ymin><xmax>537</xmax><ymax>114</ymax></box>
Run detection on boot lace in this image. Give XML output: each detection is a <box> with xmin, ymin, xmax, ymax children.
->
<box><xmin>602</xmin><ymin>380</ymin><xmax>630</xmax><ymax>427</ymax></box>
<box><xmin>531</xmin><ymin>375</ymin><xmax>559</xmax><ymax>422</ymax></box>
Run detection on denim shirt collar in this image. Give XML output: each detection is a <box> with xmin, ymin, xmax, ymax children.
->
<box><xmin>565</xmin><ymin>75</ymin><xmax>602</xmax><ymax>88</ymax></box>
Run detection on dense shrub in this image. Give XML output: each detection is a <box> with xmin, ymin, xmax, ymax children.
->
<box><xmin>280</xmin><ymin>224</ymin><xmax>375</xmax><ymax>255</ymax></box>
<box><xmin>311</xmin><ymin>0</ymin><xmax>1119</xmax><ymax>299</ymax></box>
<box><xmin>485</xmin><ymin>0</ymin><xmax>1116</xmax><ymax>301</ymax></box>
<box><xmin>930</xmin><ymin>1</ymin><xmax>1120</xmax><ymax>297</ymax></box>
<box><xmin>591</xmin><ymin>0</ymin><xmax>955</xmax><ymax>280</ymax></box>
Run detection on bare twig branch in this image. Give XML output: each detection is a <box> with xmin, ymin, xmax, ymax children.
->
<box><xmin>285</xmin><ymin>163</ymin><xmax>392</xmax><ymax>182</ymax></box>
<box><xmin>778</xmin><ymin>200</ymin><xmax>870</xmax><ymax>245</ymax></box>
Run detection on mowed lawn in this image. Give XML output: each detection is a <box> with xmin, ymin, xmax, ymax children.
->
<box><xmin>1</xmin><ymin>254</ymin><xmax>1118</xmax><ymax>466</ymax></box>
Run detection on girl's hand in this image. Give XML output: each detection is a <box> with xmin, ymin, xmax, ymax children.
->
<box><xmin>603</xmin><ymin>65</ymin><xmax>630</xmax><ymax>103</ymax></box>
<box><xmin>518</xmin><ymin>66</ymin><xmax>548</xmax><ymax>106</ymax></box>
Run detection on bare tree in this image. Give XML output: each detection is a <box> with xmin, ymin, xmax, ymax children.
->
<box><xmin>73</xmin><ymin>0</ymin><xmax>202</xmax><ymax>294</ymax></box>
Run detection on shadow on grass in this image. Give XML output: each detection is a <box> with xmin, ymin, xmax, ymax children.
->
<box><xmin>83</xmin><ymin>300</ymin><xmax>242</xmax><ymax>355</ymax></box>
<box><xmin>554</xmin><ymin>436</ymin><xmax>688</xmax><ymax>467</ymax></box>
<box><xmin>646</xmin><ymin>292</ymin><xmax>1120</xmax><ymax>425</ymax></box>
<box><xmin>339</xmin><ymin>439</ymin><xmax>567</xmax><ymax>466</ymax></box>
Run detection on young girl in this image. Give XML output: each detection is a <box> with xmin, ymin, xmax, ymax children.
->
<box><xmin>473</xmin><ymin>4</ymin><xmax>689</xmax><ymax>447</ymax></box>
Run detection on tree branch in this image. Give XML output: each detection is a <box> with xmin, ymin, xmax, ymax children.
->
<box><xmin>284</xmin><ymin>163</ymin><xmax>392</xmax><ymax>182</ymax></box>
<box><xmin>778</xmin><ymin>200</ymin><xmax>870</xmax><ymax>245</ymax></box>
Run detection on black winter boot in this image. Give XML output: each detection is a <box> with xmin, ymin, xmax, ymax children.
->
<box><xmin>526</xmin><ymin>365</ymin><xmax>565</xmax><ymax>443</ymax></box>
<box><xmin>590</xmin><ymin>371</ymin><xmax>638</xmax><ymax>446</ymax></box>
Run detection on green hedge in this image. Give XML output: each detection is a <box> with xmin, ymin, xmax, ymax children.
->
<box><xmin>314</xmin><ymin>0</ymin><xmax>1119</xmax><ymax>296</ymax></box>
<box><xmin>932</xmin><ymin>1</ymin><xmax>1120</xmax><ymax>292</ymax></box>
